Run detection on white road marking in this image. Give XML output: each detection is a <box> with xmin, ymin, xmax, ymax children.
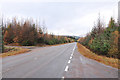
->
<box><xmin>69</xmin><ymin>43</ymin><xmax>76</xmax><ymax>60</ymax></box>
<box><xmin>68</xmin><ymin>60</ymin><xmax>71</xmax><ymax>63</ymax></box>
<box><xmin>70</xmin><ymin>56</ymin><xmax>72</xmax><ymax>59</ymax></box>
<box><xmin>62</xmin><ymin>76</ymin><xmax>64</xmax><ymax>78</ymax></box>
<box><xmin>71</xmin><ymin>53</ymin><xmax>73</xmax><ymax>57</ymax></box>
<box><xmin>63</xmin><ymin>43</ymin><xmax>76</xmax><ymax>76</ymax></box>
<box><xmin>72</xmin><ymin>44</ymin><xmax>76</xmax><ymax>51</ymax></box>
<box><xmin>61</xmin><ymin>76</ymin><xmax>64</xmax><ymax>80</ymax></box>
<box><xmin>65</xmin><ymin>65</ymin><xmax>69</xmax><ymax>72</ymax></box>
<box><xmin>70</xmin><ymin>43</ymin><xmax>76</xmax><ymax>58</ymax></box>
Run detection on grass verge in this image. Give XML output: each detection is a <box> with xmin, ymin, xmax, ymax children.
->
<box><xmin>0</xmin><ymin>47</ymin><xmax>30</xmax><ymax>58</ymax></box>
<box><xmin>77</xmin><ymin>43</ymin><xmax>119</xmax><ymax>69</ymax></box>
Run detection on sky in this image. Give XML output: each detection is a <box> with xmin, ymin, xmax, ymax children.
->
<box><xmin>0</xmin><ymin>0</ymin><xmax>119</xmax><ymax>36</ymax></box>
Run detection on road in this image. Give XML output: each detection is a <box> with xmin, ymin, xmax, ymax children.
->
<box><xmin>2</xmin><ymin>42</ymin><xmax>118</xmax><ymax>78</ymax></box>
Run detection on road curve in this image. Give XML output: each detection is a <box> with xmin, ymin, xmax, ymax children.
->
<box><xmin>2</xmin><ymin>42</ymin><xmax>118</xmax><ymax>78</ymax></box>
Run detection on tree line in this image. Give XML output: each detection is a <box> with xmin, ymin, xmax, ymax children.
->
<box><xmin>79</xmin><ymin>16</ymin><xmax>119</xmax><ymax>59</ymax></box>
<box><xmin>2</xmin><ymin>18</ymin><xmax>74</xmax><ymax>46</ymax></box>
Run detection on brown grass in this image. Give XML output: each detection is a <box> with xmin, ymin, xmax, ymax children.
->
<box><xmin>77</xmin><ymin>43</ymin><xmax>119</xmax><ymax>69</ymax></box>
<box><xmin>0</xmin><ymin>47</ymin><xmax>30</xmax><ymax>58</ymax></box>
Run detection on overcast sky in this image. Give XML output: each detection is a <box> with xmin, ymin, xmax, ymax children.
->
<box><xmin>0</xmin><ymin>0</ymin><xmax>119</xmax><ymax>36</ymax></box>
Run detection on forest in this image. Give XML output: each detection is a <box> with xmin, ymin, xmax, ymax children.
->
<box><xmin>79</xmin><ymin>16</ymin><xmax>119</xmax><ymax>59</ymax></box>
<box><xmin>2</xmin><ymin>18</ymin><xmax>74</xmax><ymax>46</ymax></box>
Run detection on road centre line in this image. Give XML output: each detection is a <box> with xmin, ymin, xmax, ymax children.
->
<box><xmin>71</xmin><ymin>53</ymin><xmax>73</xmax><ymax>57</ymax></box>
<box><xmin>62</xmin><ymin>43</ymin><xmax>76</xmax><ymax>78</ymax></box>
<box><xmin>64</xmin><ymin>65</ymin><xmax>69</xmax><ymax>72</ymax></box>
<box><xmin>68</xmin><ymin>60</ymin><xmax>71</xmax><ymax>64</ymax></box>
<box><xmin>61</xmin><ymin>76</ymin><xmax>64</xmax><ymax>80</ymax></box>
<box><xmin>62</xmin><ymin>76</ymin><xmax>64</xmax><ymax>78</ymax></box>
<box><xmin>70</xmin><ymin>56</ymin><xmax>72</xmax><ymax>59</ymax></box>
<box><xmin>65</xmin><ymin>44</ymin><xmax>76</xmax><ymax>71</ymax></box>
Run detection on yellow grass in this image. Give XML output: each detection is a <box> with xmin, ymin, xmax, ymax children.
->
<box><xmin>0</xmin><ymin>47</ymin><xmax>30</xmax><ymax>58</ymax></box>
<box><xmin>77</xmin><ymin>43</ymin><xmax>119</xmax><ymax>69</ymax></box>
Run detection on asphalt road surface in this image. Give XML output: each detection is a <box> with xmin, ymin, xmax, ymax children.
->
<box><xmin>2</xmin><ymin>42</ymin><xmax>118</xmax><ymax>78</ymax></box>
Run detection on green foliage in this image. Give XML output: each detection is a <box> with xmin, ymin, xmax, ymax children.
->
<box><xmin>44</xmin><ymin>37</ymin><xmax>68</xmax><ymax>45</ymax></box>
<box><xmin>81</xmin><ymin>35</ymin><xmax>91</xmax><ymax>46</ymax></box>
<box><xmin>89</xmin><ymin>37</ymin><xmax>110</xmax><ymax>55</ymax></box>
<box><xmin>80</xmin><ymin>17</ymin><xmax>119</xmax><ymax>58</ymax></box>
